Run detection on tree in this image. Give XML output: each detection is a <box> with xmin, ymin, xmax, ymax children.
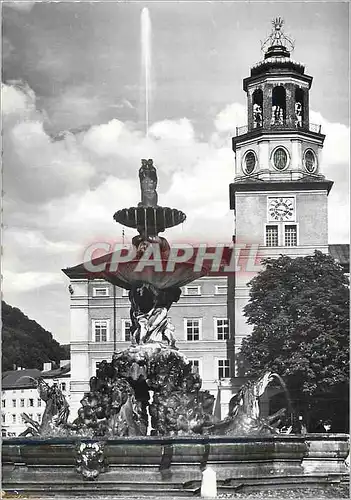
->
<box><xmin>239</xmin><ymin>251</ymin><xmax>349</xmax><ymax>431</ymax></box>
<box><xmin>2</xmin><ymin>301</ymin><xmax>70</xmax><ymax>371</ymax></box>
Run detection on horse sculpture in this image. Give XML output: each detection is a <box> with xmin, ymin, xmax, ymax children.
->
<box><xmin>20</xmin><ymin>378</ymin><xmax>70</xmax><ymax>437</ymax></box>
<box><xmin>205</xmin><ymin>371</ymin><xmax>287</xmax><ymax>436</ymax></box>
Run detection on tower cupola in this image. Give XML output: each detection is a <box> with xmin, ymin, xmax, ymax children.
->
<box><xmin>232</xmin><ymin>18</ymin><xmax>328</xmax><ymax>184</ymax></box>
<box><xmin>241</xmin><ymin>17</ymin><xmax>315</xmax><ymax>133</ymax></box>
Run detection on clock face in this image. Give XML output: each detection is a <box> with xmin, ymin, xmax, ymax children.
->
<box><xmin>268</xmin><ymin>197</ymin><xmax>295</xmax><ymax>221</ymax></box>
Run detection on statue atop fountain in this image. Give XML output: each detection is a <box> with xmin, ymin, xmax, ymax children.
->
<box><xmin>138</xmin><ymin>158</ymin><xmax>158</xmax><ymax>207</ymax></box>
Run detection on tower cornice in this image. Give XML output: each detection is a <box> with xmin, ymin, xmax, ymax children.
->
<box><xmin>243</xmin><ymin>71</ymin><xmax>313</xmax><ymax>92</ymax></box>
<box><xmin>232</xmin><ymin>128</ymin><xmax>325</xmax><ymax>152</ymax></box>
<box><xmin>229</xmin><ymin>178</ymin><xmax>334</xmax><ymax>209</ymax></box>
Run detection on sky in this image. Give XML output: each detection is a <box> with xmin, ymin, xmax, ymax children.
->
<box><xmin>2</xmin><ymin>0</ymin><xmax>350</xmax><ymax>344</ymax></box>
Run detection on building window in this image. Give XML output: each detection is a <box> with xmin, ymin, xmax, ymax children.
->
<box><xmin>21</xmin><ymin>415</ymin><xmax>26</xmax><ymax>424</ymax></box>
<box><xmin>122</xmin><ymin>319</ymin><xmax>133</xmax><ymax>342</ymax></box>
<box><xmin>218</xmin><ymin>359</ymin><xmax>231</xmax><ymax>379</ymax></box>
<box><xmin>184</xmin><ymin>286</ymin><xmax>201</xmax><ymax>296</ymax></box>
<box><xmin>122</xmin><ymin>289</ymin><xmax>129</xmax><ymax>297</ymax></box>
<box><xmin>304</xmin><ymin>149</ymin><xmax>317</xmax><ymax>173</ymax></box>
<box><xmin>215</xmin><ymin>285</ymin><xmax>227</xmax><ymax>295</ymax></box>
<box><xmin>61</xmin><ymin>382</ymin><xmax>66</xmax><ymax>392</ymax></box>
<box><xmin>93</xmin><ymin>320</ymin><xmax>109</xmax><ymax>342</ymax></box>
<box><xmin>21</xmin><ymin>389</ymin><xmax>24</xmax><ymax>393</ymax></box>
<box><xmin>188</xmin><ymin>359</ymin><xmax>200</xmax><ymax>376</ymax></box>
<box><xmin>2</xmin><ymin>414</ymin><xmax>5</xmax><ymax>424</ymax></box>
<box><xmin>185</xmin><ymin>319</ymin><xmax>201</xmax><ymax>341</ymax></box>
<box><xmin>12</xmin><ymin>399</ymin><xmax>16</xmax><ymax>408</ymax></box>
<box><xmin>266</xmin><ymin>225</ymin><xmax>279</xmax><ymax>246</ymax></box>
<box><xmin>93</xmin><ymin>287</ymin><xmax>109</xmax><ymax>297</ymax></box>
<box><xmin>12</xmin><ymin>414</ymin><xmax>16</xmax><ymax>424</ymax></box>
<box><xmin>271</xmin><ymin>146</ymin><xmax>289</xmax><ymax>170</ymax></box>
<box><xmin>28</xmin><ymin>398</ymin><xmax>34</xmax><ymax>407</ymax></box>
<box><xmin>37</xmin><ymin>399</ymin><xmax>42</xmax><ymax>407</ymax></box>
<box><xmin>37</xmin><ymin>414</ymin><xmax>42</xmax><ymax>423</ymax></box>
<box><xmin>20</xmin><ymin>399</ymin><xmax>25</xmax><ymax>407</ymax></box>
<box><xmin>284</xmin><ymin>225</ymin><xmax>297</xmax><ymax>246</ymax></box>
<box><xmin>2</xmin><ymin>400</ymin><xmax>5</xmax><ymax>408</ymax></box>
<box><xmin>216</xmin><ymin>318</ymin><xmax>229</xmax><ymax>340</ymax></box>
<box><xmin>243</xmin><ymin>150</ymin><xmax>257</xmax><ymax>175</ymax></box>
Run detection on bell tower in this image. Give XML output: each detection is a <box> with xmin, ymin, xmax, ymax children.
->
<box><xmin>229</xmin><ymin>18</ymin><xmax>333</xmax><ymax>358</ymax></box>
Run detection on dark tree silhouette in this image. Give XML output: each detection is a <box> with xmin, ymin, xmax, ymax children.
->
<box><xmin>2</xmin><ymin>301</ymin><xmax>70</xmax><ymax>371</ymax></box>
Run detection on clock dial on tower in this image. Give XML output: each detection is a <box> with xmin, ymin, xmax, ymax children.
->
<box><xmin>268</xmin><ymin>197</ymin><xmax>295</xmax><ymax>221</ymax></box>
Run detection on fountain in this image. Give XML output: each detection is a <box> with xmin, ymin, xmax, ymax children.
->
<box><xmin>2</xmin><ymin>160</ymin><xmax>349</xmax><ymax>496</ymax></box>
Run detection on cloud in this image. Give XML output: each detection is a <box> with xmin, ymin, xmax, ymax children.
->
<box><xmin>309</xmin><ymin>111</ymin><xmax>350</xmax><ymax>244</ymax></box>
<box><xmin>310</xmin><ymin>110</ymin><xmax>350</xmax><ymax>167</ymax></box>
<box><xmin>2</xmin><ymin>82</ymin><xmax>349</xmax><ymax>343</ymax></box>
<box><xmin>5</xmin><ymin>1</ymin><xmax>36</xmax><ymax>12</ymax></box>
<box><xmin>3</xmin><ymin>270</ymin><xmax>62</xmax><ymax>293</ymax></box>
<box><xmin>149</xmin><ymin>118</ymin><xmax>195</xmax><ymax>142</ymax></box>
<box><xmin>2</xmin><ymin>81</ymin><xmax>36</xmax><ymax>116</ymax></box>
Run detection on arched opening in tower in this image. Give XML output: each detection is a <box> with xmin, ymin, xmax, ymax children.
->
<box><xmin>294</xmin><ymin>88</ymin><xmax>304</xmax><ymax>128</ymax></box>
<box><xmin>253</xmin><ymin>89</ymin><xmax>263</xmax><ymax>128</ymax></box>
<box><xmin>271</xmin><ymin>86</ymin><xmax>286</xmax><ymax>126</ymax></box>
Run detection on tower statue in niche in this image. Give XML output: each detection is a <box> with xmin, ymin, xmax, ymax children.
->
<box><xmin>295</xmin><ymin>101</ymin><xmax>302</xmax><ymax>127</ymax></box>
<box><xmin>253</xmin><ymin>103</ymin><xmax>263</xmax><ymax>128</ymax></box>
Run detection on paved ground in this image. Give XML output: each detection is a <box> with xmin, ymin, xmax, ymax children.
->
<box><xmin>2</xmin><ymin>493</ymin><xmax>349</xmax><ymax>500</ymax></box>
<box><xmin>2</xmin><ymin>485</ymin><xmax>349</xmax><ymax>500</ymax></box>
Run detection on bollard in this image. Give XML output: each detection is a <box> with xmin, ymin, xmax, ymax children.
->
<box><xmin>201</xmin><ymin>466</ymin><xmax>217</xmax><ymax>498</ymax></box>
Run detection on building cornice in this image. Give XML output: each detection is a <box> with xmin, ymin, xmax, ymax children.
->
<box><xmin>229</xmin><ymin>178</ymin><xmax>333</xmax><ymax>209</ymax></box>
<box><xmin>232</xmin><ymin>128</ymin><xmax>325</xmax><ymax>151</ymax></box>
<box><xmin>243</xmin><ymin>70</ymin><xmax>313</xmax><ymax>91</ymax></box>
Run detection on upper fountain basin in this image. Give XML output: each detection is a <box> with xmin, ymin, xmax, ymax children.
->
<box><xmin>113</xmin><ymin>206</ymin><xmax>186</xmax><ymax>235</ymax></box>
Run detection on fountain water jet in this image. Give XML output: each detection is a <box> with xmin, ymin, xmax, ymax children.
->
<box><xmin>141</xmin><ymin>7</ymin><xmax>151</xmax><ymax>137</ymax></box>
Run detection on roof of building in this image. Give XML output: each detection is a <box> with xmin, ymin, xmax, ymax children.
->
<box><xmin>2</xmin><ymin>369</ymin><xmax>42</xmax><ymax>389</ymax></box>
<box><xmin>329</xmin><ymin>244</ymin><xmax>350</xmax><ymax>270</ymax></box>
<box><xmin>41</xmin><ymin>362</ymin><xmax>71</xmax><ymax>378</ymax></box>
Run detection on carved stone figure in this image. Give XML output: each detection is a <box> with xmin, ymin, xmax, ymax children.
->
<box><xmin>128</xmin><ymin>283</ymin><xmax>181</xmax><ymax>348</ymax></box>
<box><xmin>75</xmin><ymin>442</ymin><xmax>108</xmax><ymax>480</ymax></box>
<box><xmin>20</xmin><ymin>378</ymin><xmax>69</xmax><ymax>436</ymax></box>
<box><xmin>295</xmin><ymin>101</ymin><xmax>302</xmax><ymax>127</ymax></box>
<box><xmin>37</xmin><ymin>378</ymin><xmax>70</xmax><ymax>434</ymax></box>
<box><xmin>19</xmin><ymin>413</ymin><xmax>41</xmax><ymax>436</ymax></box>
<box><xmin>131</xmin><ymin>234</ymin><xmax>170</xmax><ymax>258</ymax></box>
<box><xmin>204</xmin><ymin>371</ymin><xmax>286</xmax><ymax>436</ymax></box>
<box><xmin>271</xmin><ymin>105</ymin><xmax>284</xmax><ymax>125</ymax></box>
<box><xmin>253</xmin><ymin>103</ymin><xmax>262</xmax><ymax>127</ymax></box>
<box><xmin>138</xmin><ymin>159</ymin><xmax>158</xmax><ymax>207</ymax></box>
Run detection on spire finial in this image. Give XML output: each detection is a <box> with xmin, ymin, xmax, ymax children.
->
<box><xmin>261</xmin><ymin>17</ymin><xmax>295</xmax><ymax>55</ymax></box>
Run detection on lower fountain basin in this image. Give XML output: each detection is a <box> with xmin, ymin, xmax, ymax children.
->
<box><xmin>2</xmin><ymin>434</ymin><xmax>349</xmax><ymax>497</ymax></box>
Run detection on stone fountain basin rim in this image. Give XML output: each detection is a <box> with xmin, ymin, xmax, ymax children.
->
<box><xmin>2</xmin><ymin>434</ymin><xmax>337</xmax><ymax>446</ymax></box>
